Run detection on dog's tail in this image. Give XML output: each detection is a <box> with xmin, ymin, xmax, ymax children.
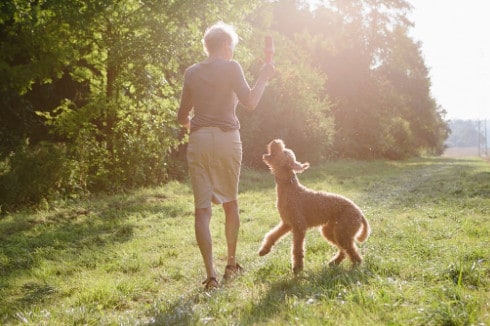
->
<box><xmin>356</xmin><ymin>215</ymin><xmax>371</xmax><ymax>243</ymax></box>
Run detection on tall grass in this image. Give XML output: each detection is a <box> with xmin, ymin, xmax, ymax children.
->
<box><xmin>1</xmin><ymin>157</ymin><xmax>489</xmax><ymax>325</ymax></box>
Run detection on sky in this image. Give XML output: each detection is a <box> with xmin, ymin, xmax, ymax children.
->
<box><xmin>408</xmin><ymin>0</ymin><xmax>490</xmax><ymax>121</ymax></box>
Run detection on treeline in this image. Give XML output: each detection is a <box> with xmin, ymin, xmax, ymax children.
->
<box><xmin>446</xmin><ymin>120</ymin><xmax>489</xmax><ymax>148</ymax></box>
<box><xmin>0</xmin><ymin>0</ymin><xmax>448</xmax><ymax>210</ymax></box>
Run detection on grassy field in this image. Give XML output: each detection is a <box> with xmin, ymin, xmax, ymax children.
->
<box><xmin>1</xmin><ymin>157</ymin><xmax>489</xmax><ymax>325</ymax></box>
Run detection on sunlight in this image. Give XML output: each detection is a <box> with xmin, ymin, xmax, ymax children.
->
<box><xmin>409</xmin><ymin>0</ymin><xmax>490</xmax><ymax>120</ymax></box>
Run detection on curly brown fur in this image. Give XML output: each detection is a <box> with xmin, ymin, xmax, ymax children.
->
<box><xmin>259</xmin><ymin>139</ymin><xmax>371</xmax><ymax>273</ymax></box>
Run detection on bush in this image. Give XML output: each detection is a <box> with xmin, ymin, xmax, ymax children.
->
<box><xmin>239</xmin><ymin>56</ymin><xmax>333</xmax><ymax>168</ymax></box>
<box><xmin>0</xmin><ymin>141</ymin><xmax>69</xmax><ymax>210</ymax></box>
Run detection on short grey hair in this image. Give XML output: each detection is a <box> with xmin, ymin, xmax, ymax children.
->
<box><xmin>202</xmin><ymin>21</ymin><xmax>239</xmax><ymax>55</ymax></box>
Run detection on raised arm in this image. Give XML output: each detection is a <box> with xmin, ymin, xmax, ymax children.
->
<box><xmin>242</xmin><ymin>63</ymin><xmax>275</xmax><ymax>111</ymax></box>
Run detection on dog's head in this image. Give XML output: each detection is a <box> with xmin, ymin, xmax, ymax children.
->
<box><xmin>262</xmin><ymin>139</ymin><xmax>310</xmax><ymax>174</ymax></box>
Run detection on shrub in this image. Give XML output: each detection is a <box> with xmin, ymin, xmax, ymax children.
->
<box><xmin>239</xmin><ymin>54</ymin><xmax>333</xmax><ymax>168</ymax></box>
<box><xmin>0</xmin><ymin>141</ymin><xmax>69</xmax><ymax>210</ymax></box>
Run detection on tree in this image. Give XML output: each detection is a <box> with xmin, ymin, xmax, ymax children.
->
<box><xmin>1</xmin><ymin>0</ymin><xmax>450</xmax><ymax>209</ymax></box>
<box><xmin>291</xmin><ymin>0</ymin><xmax>448</xmax><ymax>159</ymax></box>
<box><xmin>238</xmin><ymin>1</ymin><xmax>334</xmax><ymax>167</ymax></box>
<box><xmin>1</xmin><ymin>0</ymin><xmax>260</xmax><ymax>207</ymax></box>
<box><xmin>374</xmin><ymin>25</ymin><xmax>449</xmax><ymax>156</ymax></box>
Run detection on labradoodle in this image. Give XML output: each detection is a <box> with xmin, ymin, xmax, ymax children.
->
<box><xmin>259</xmin><ymin>139</ymin><xmax>370</xmax><ymax>273</ymax></box>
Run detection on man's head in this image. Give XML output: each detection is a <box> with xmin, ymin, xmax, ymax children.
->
<box><xmin>202</xmin><ymin>21</ymin><xmax>239</xmax><ymax>57</ymax></box>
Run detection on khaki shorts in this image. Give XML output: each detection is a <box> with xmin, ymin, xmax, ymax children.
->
<box><xmin>187</xmin><ymin>127</ymin><xmax>242</xmax><ymax>208</ymax></box>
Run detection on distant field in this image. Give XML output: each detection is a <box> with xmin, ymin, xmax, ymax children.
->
<box><xmin>443</xmin><ymin>147</ymin><xmax>481</xmax><ymax>157</ymax></box>
<box><xmin>1</xmin><ymin>157</ymin><xmax>489</xmax><ymax>325</ymax></box>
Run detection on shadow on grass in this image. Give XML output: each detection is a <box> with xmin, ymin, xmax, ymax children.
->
<box><xmin>242</xmin><ymin>265</ymin><xmax>373</xmax><ymax>325</ymax></box>
<box><xmin>0</xmin><ymin>191</ymin><xmax>187</xmax><ymax>313</ymax></box>
<box><xmin>150</xmin><ymin>265</ymin><xmax>374</xmax><ymax>325</ymax></box>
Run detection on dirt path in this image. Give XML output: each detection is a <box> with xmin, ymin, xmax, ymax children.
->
<box><xmin>363</xmin><ymin>158</ymin><xmax>487</xmax><ymax>208</ymax></box>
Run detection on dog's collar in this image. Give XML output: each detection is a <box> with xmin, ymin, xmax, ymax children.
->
<box><xmin>276</xmin><ymin>174</ymin><xmax>297</xmax><ymax>185</ymax></box>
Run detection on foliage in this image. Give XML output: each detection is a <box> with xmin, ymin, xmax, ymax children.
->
<box><xmin>277</xmin><ymin>0</ymin><xmax>449</xmax><ymax>159</ymax></box>
<box><xmin>1</xmin><ymin>0</ymin><xmax>450</xmax><ymax>207</ymax></box>
<box><xmin>1</xmin><ymin>0</ymin><xmax>260</xmax><ymax>202</ymax></box>
<box><xmin>239</xmin><ymin>28</ymin><xmax>334</xmax><ymax>167</ymax></box>
<box><xmin>0</xmin><ymin>157</ymin><xmax>488</xmax><ymax>324</ymax></box>
<box><xmin>0</xmin><ymin>141</ymin><xmax>70</xmax><ymax>211</ymax></box>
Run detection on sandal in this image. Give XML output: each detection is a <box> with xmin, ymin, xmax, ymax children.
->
<box><xmin>223</xmin><ymin>263</ymin><xmax>244</xmax><ymax>280</ymax></box>
<box><xmin>202</xmin><ymin>277</ymin><xmax>219</xmax><ymax>290</ymax></box>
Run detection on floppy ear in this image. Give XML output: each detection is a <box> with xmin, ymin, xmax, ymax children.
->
<box><xmin>291</xmin><ymin>161</ymin><xmax>310</xmax><ymax>173</ymax></box>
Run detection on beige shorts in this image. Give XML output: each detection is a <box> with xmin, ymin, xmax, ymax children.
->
<box><xmin>187</xmin><ymin>127</ymin><xmax>242</xmax><ymax>208</ymax></box>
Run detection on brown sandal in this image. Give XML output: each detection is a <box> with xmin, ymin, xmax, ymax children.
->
<box><xmin>202</xmin><ymin>277</ymin><xmax>219</xmax><ymax>290</ymax></box>
<box><xmin>223</xmin><ymin>263</ymin><xmax>244</xmax><ymax>280</ymax></box>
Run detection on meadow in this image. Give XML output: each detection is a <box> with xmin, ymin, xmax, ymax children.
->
<box><xmin>0</xmin><ymin>157</ymin><xmax>489</xmax><ymax>325</ymax></box>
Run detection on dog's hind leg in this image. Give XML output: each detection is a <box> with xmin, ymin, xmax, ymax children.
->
<box><xmin>336</xmin><ymin>237</ymin><xmax>362</xmax><ymax>265</ymax></box>
<box><xmin>320</xmin><ymin>224</ymin><xmax>337</xmax><ymax>246</ymax></box>
<box><xmin>291</xmin><ymin>228</ymin><xmax>306</xmax><ymax>274</ymax></box>
<box><xmin>320</xmin><ymin>225</ymin><xmax>346</xmax><ymax>266</ymax></box>
<box><xmin>328</xmin><ymin>250</ymin><xmax>346</xmax><ymax>266</ymax></box>
<box><xmin>345</xmin><ymin>243</ymin><xmax>362</xmax><ymax>265</ymax></box>
<box><xmin>259</xmin><ymin>222</ymin><xmax>291</xmax><ymax>256</ymax></box>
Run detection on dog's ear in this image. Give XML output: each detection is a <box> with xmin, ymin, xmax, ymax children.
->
<box><xmin>285</xmin><ymin>148</ymin><xmax>309</xmax><ymax>173</ymax></box>
<box><xmin>292</xmin><ymin>161</ymin><xmax>310</xmax><ymax>173</ymax></box>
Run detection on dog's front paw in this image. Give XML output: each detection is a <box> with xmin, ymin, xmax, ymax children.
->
<box><xmin>258</xmin><ymin>246</ymin><xmax>270</xmax><ymax>256</ymax></box>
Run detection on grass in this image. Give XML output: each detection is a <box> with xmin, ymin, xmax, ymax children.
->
<box><xmin>0</xmin><ymin>157</ymin><xmax>489</xmax><ymax>325</ymax></box>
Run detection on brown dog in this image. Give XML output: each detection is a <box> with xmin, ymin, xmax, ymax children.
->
<box><xmin>259</xmin><ymin>139</ymin><xmax>370</xmax><ymax>273</ymax></box>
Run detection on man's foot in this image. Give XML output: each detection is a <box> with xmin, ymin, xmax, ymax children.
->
<box><xmin>223</xmin><ymin>263</ymin><xmax>243</xmax><ymax>280</ymax></box>
<box><xmin>202</xmin><ymin>277</ymin><xmax>219</xmax><ymax>290</ymax></box>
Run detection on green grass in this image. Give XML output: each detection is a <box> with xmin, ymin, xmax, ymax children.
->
<box><xmin>1</xmin><ymin>157</ymin><xmax>489</xmax><ymax>325</ymax></box>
